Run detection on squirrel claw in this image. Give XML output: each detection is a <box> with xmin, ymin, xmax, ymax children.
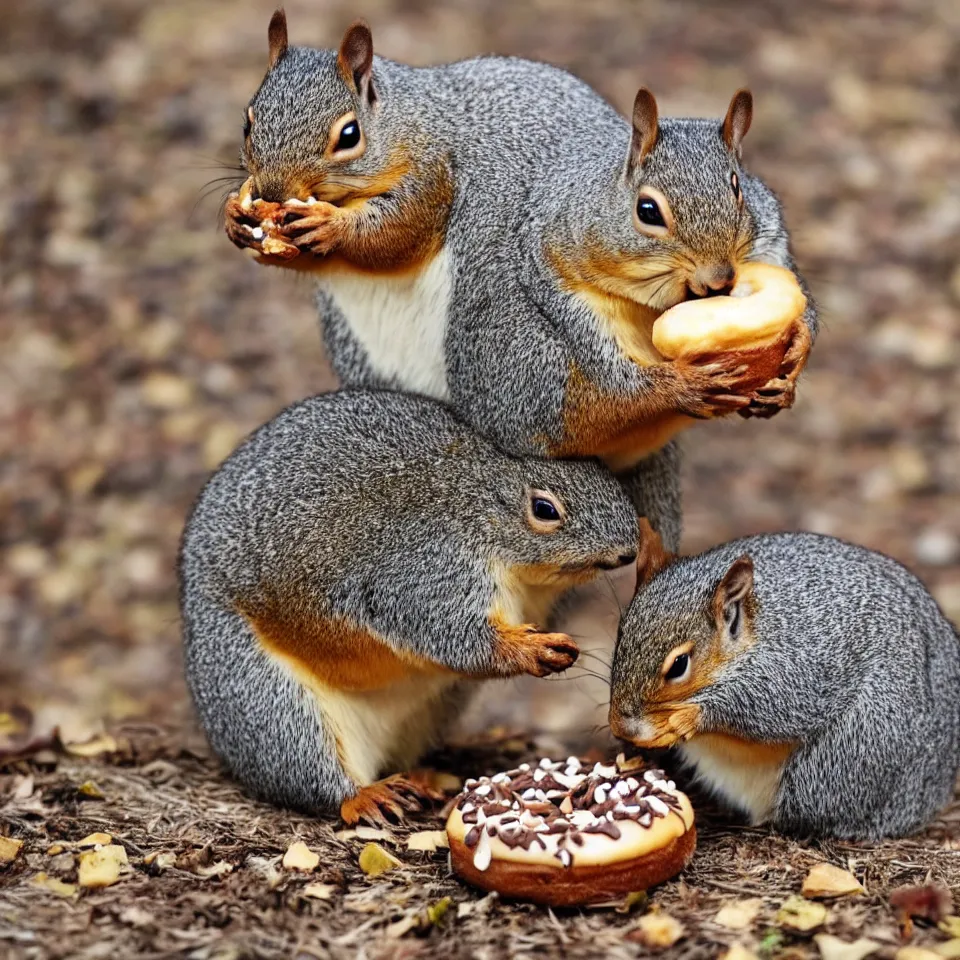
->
<box><xmin>493</xmin><ymin>623</ymin><xmax>580</xmax><ymax>678</ymax></box>
<box><xmin>340</xmin><ymin>771</ymin><xmax>448</xmax><ymax>826</ymax></box>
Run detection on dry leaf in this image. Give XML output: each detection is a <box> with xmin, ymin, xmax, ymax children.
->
<box><xmin>78</xmin><ymin>844</ymin><xmax>128</xmax><ymax>888</ymax></box>
<box><xmin>31</xmin><ymin>872</ymin><xmax>77</xmax><ymax>897</ymax></box>
<box><xmin>814</xmin><ymin>934</ymin><xmax>881</xmax><ymax>960</ymax></box>
<box><xmin>77</xmin><ymin>780</ymin><xmax>105</xmax><ymax>799</ymax></box>
<box><xmin>616</xmin><ymin>891</ymin><xmax>648</xmax><ymax>914</ymax></box>
<box><xmin>715</xmin><ymin>898</ymin><xmax>764</xmax><ymax>930</ymax></box>
<box><xmin>282</xmin><ymin>841</ymin><xmax>320</xmax><ymax>871</ymax></box>
<box><xmin>630</xmin><ymin>912</ymin><xmax>685</xmax><ymax>948</ymax></box>
<box><xmin>896</xmin><ymin>949</ymin><xmax>944</xmax><ymax>960</ymax></box>
<box><xmin>777</xmin><ymin>896</ymin><xmax>829</xmax><ymax>931</ymax></box>
<box><xmin>46</xmin><ymin>844</ymin><xmax>65</xmax><ymax>856</ymax></box>
<box><xmin>64</xmin><ymin>733</ymin><xmax>118</xmax><ymax>757</ymax></box>
<box><xmin>302</xmin><ymin>882</ymin><xmax>335</xmax><ymax>900</ymax></box>
<box><xmin>0</xmin><ymin>837</ymin><xmax>23</xmax><ymax>865</ymax></box>
<box><xmin>940</xmin><ymin>919</ymin><xmax>960</xmax><ymax>939</ymax></box>
<box><xmin>722</xmin><ymin>946</ymin><xmax>760</xmax><ymax>960</ymax></box>
<box><xmin>804</xmin><ymin>863</ymin><xmax>865</xmax><ymax>898</ymax></box>
<box><xmin>407</xmin><ymin>831</ymin><xmax>449</xmax><ymax>852</ymax></box>
<box><xmin>934</xmin><ymin>940</ymin><xmax>960</xmax><ymax>958</ymax></box>
<box><xmin>77</xmin><ymin>832</ymin><xmax>113</xmax><ymax>848</ymax></box>
<box><xmin>194</xmin><ymin>860</ymin><xmax>233</xmax><ymax>879</ymax></box>
<box><xmin>334</xmin><ymin>826</ymin><xmax>392</xmax><ymax>843</ymax></box>
<box><xmin>426</xmin><ymin>897</ymin><xmax>452</xmax><ymax>926</ymax></box>
<box><xmin>358</xmin><ymin>842</ymin><xmax>401</xmax><ymax>877</ymax></box>
<box><xmin>144</xmin><ymin>851</ymin><xmax>176</xmax><ymax>869</ymax></box>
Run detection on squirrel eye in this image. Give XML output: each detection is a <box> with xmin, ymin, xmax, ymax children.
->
<box><xmin>664</xmin><ymin>653</ymin><xmax>690</xmax><ymax>682</ymax></box>
<box><xmin>532</xmin><ymin>497</ymin><xmax>560</xmax><ymax>522</ymax></box>
<box><xmin>636</xmin><ymin>197</ymin><xmax>666</xmax><ymax>228</ymax></box>
<box><xmin>527</xmin><ymin>489</ymin><xmax>565</xmax><ymax>533</ymax></box>
<box><xmin>335</xmin><ymin>120</ymin><xmax>361</xmax><ymax>152</ymax></box>
<box><xmin>730</xmin><ymin>172</ymin><xmax>741</xmax><ymax>201</ymax></box>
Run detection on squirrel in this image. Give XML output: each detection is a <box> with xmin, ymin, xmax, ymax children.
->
<box><xmin>608</xmin><ymin>521</ymin><xmax>960</xmax><ymax>839</ymax></box>
<box><xmin>179</xmin><ymin>389</ymin><xmax>639</xmax><ymax>824</ymax></box>
<box><xmin>222</xmin><ymin>13</ymin><xmax>818</xmax><ymax>551</ymax></box>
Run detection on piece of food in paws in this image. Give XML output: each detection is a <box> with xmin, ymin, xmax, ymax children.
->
<box><xmin>652</xmin><ymin>263</ymin><xmax>807</xmax><ymax>385</ymax></box>
<box><xmin>446</xmin><ymin>757</ymin><xmax>695</xmax><ymax>907</ymax></box>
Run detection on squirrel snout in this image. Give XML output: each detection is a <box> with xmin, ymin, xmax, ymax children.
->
<box><xmin>687</xmin><ymin>263</ymin><xmax>735</xmax><ymax>299</ymax></box>
<box><xmin>596</xmin><ymin>549</ymin><xmax>637</xmax><ymax>570</ymax></box>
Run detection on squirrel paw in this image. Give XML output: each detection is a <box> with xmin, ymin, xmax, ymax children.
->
<box><xmin>738</xmin><ymin>320</ymin><xmax>811</xmax><ymax>419</ymax></box>
<box><xmin>340</xmin><ymin>771</ymin><xmax>448</xmax><ymax>826</ymax></box>
<box><xmin>675</xmin><ymin>359</ymin><xmax>753</xmax><ymax>419</ymax></box>
<box><xmin>223</xmin><ymin>194</ymin><xmax>300</xmax><ymax>262</ymax></box>
<box><xmin>279</xmin><ymin>203</ymin><xmax>344</xmax><ymax>256</ymax></box>
<box><xmin>494</xmin><ymin>624</ymin><xmax>580</xmax><ymax>678</ymax></box>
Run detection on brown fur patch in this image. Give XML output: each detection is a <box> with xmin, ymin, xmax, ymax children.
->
<box><xmin>691</xmin><ymin>732</ymin><xmax>794</xmax><ymax>768</ymax></box>
<box><xmin>635</xmin><ymin>517</ymin><xmax>676</xmax><ymax>588</ymax></box>
<box><xmin>244</xmin><ymin>606</ymin><xmax>452</xmax><ymax>693</ymax></box>
<box><xmin>488</xmin><ymin>615</ymin><xmax>579</xmax><ymax>679</ymax></box>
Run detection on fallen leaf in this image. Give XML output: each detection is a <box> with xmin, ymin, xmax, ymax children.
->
<box><xmin>715</xmin><ymin>898</ymin><xmax>764</xmax><ymax>930</ymax></box>
<box><xmin>722</xmin><ymin>946</ymin><xmax>760</xmax><ymax>960</ymax></box>
<box><xmin>407</xmin><ymin>831</ymin><xmax>449</xmax><ymax>852</ymax></box>
<box><xmin>0</xmin><ymin>837</ymin><xmax>23</xmax><ymax>865</ymax></box>
<box><xmin>282</xmin><ymin>841</ymin><xmax>320</xmax><ymax>872</ymax></box>
<box><xmin>935</xmin><ymin>942</ymin><xmax>960</xmax><ymax>959</ymax></box>
<box><xmin>194</xmin><ymin>860</ymin><xmax>233</xmax><ymax>879</ymax></box>
<box><xmin>804</xmin><ymin>863</ymin><xmax>865</xmax><ymax>899</ymax></box>
<box><xmin>31</xmin><ymin>872</ymin><xmax>77</xmax><ymax>897</ymax></box>
<box><xmin>78</xmin><ymin>844</ymin><xmax>128</xmax><ymax>888</ymax></box>
<box><xmin>777</xmin><ymin>896</ymin><xmax>829</xmax><ymax>932</ymax></box>
<box><xmin>896</xmin><ymin>950</ymin><xmax>944</xmax><ymax>960</ymax></box>
<box><xmin>46</xmin><ymin>844</ymin><xmax>64</xmax><ymax>856</ymax></box>
<box><xmin>302</xmin><ymin>882</ymin><xmax>336</xmax><ymax>900</ymax></box>
<box><xmin>940</xmin><ymin>919</ymin><xmax>960</xmax><ymax>939</ymax></box>
<box><xmin>426</xmin><ymin>897</ymin><xmax>452</xmax><ymax>926</ymax></box>
<box><xmin>629</xmin><ymin>912</ymin><xmax>685</xmax><ymax>948</ymax></box>
<box><xmin>77</xmin><ymin>832</ymin><xmax>113</xmax><ymax>848</ymax></box>
<box><xmin>144</xmin><ymin>851</ymin><xmax>176</xmax><ymax>869</ymax></box>
<box><xmin>64</xmin><ymin>733</ymin><xmax>118</xmax><ymax>757</ymax></box>
<box><xmin>814</xmin><ymin>934</ymin><xmax>881</xmax><ymax>960</ymax></box>
<box><xmin>77</xmin><ymin>781</ymin><xmax>104</xmax><ymax>799</ymax></box>
<box><xmin>334</xmin><ymin>826</ymin><xmax>392</xmax><ymax>843</ymax></box>
<box><xmin>358</xmin><ymin>842</ymin><xmax>401</xmax><ymax>877</ymax></box>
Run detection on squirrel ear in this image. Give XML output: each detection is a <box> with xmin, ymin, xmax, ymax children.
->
<box><xmin>722</xmin><ymin>88</ymin><xmax>753</xmax><ymax>155</ymax></box>
<box><xmin>267</xmin><ymin>8</ymin><xmax>288</xmax><ymax>70</ymax></box>
<box><xmin>714</xmin><ymin>554</ymin><xmax>754</xmax><ymax>642</ymax></box>
<box><xmin>628</xmin><ymin>87</ymin><xmax>659</xmax><ymax>172</ymax></box>
<box><xmin>635</xmin><ymin>517</ymin><xmax>676</xmax><ymax>593</ymax></box>
<box><xmin>338</xmin><ymin>21</ymin><xmax>376</xmax><ymax>104</ymax></box>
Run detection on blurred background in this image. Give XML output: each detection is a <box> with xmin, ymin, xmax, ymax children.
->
<box><xmin>2</xmin><ymin>0</ymin><xmax>958</xmax><ymax>744</ymax></box>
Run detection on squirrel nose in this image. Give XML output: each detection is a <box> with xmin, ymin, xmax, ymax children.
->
<box><xmin>687</xmin><ymin>263</ymin><xmax>736</xmax><ymax>299</ymax></box>
<box><xmin>597</xmin><ymin>549</ymin><xmax>637</xmax><ymax>570</ymax></box>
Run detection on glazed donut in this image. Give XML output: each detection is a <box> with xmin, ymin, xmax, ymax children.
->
<box><xmin>652</xmin><ymin>262</ymin><xmax>807</xmax><ymax>383</ymax></box>
<box><xmin>446</xmin><ymin>758</ymin><xmax>695</xmax><ymax>907</ymax></box>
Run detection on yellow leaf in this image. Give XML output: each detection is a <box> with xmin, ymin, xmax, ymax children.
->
<box><xmin>302</xmin><ymin>882</ymin><xmax>335</xmax><ymax>900</ymax></box>
<box><xmin>31</xmin><ymin>872</ymin><xmax>77</xmax><ymax>897</ymax></box>
<box><xmin>358</xmin><ymin>842</ymin><xmax>401</xmax><ymax>877</ymax></box>
<box><xmin>803</xmin><ymin>863</ymin><xmax>865</xmax><ymax>898</ymax></box>
<box><xmin>814</xmin><ymin>934</ymin><xmax>881</xmax><ymax>960</ymax></box>
<box><xmin>77</xmin><ymin>832</ymin><xmax>113</xmax><ymax>848</ymax></box>
<box><xmin>195</xmin><ymin>860</ymin><xmax>233</xmax><ymax>879</ymax></box>
<box><xmin>616</xmin><ymin>890</ymin><xmax>648</xmax><ymax>914</ymax></box>
<box><xmin>777</xmin><ymin>896</ymin><xmax>829</xmax><ymax>931</ymax></box>
<box><xmin>631</xmin><ymin>912</ymin><xmax>685</xmax><ymax>948</ymax></box>
<box><xmin>714</xmin><ymin>898</ymin><xmax>764</xmax><ymax>930</ymax></box>
<box><xmin>426</xmin><ymin>897</ymin><xmax>452</xmax><ymax>925</ymax></box>
<box><xmin>0</xmin><ymin>837</ymin><xmax>23</xmax><ymax>865</ymax></box>
<box><xmin>721</xmin><ymin>946</ymin><xmax>760</xmax><ymax>960</ymax></box>
<box><xmin>407</xmin><ymin>831</ymin><xmax>449</xmax><ymax>852</ymax></box>
<box><xmin>78</xmin><ymin>844</ymin><xmax>128</xmax><ymax>888</ymax></box>
<box><xmin>77</xmin><ymin>781</ymin><xmax>104</xmax><ymax>799</ymax></box>
<box><xmin>940</xmin><ymin>919</ymin><xmax>960</xmax><ymax>939</ymax></box>
<box><xmin>282</xmin><ymin>841</ymin><xmax>320</xmax><ymax>872</ymax></box>
<box><xmin>934</xmin><ymin>941</ymin><xmax>960</xmax><ymax>958</ymax></box>
<box><xmin>46</xmin><ymin>844</ymin><xmax>65</xmax><ymax>856</ymax></box>
<box><xmin>65</xmin><ymin>733</ymin><xmax>118</xmax><ymax>757</ymax></box>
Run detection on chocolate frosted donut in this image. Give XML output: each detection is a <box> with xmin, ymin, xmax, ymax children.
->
<box><xmin>446</xmin><ymin>758</ymin><xmax>696</xmax><ymax>906</ymax></box>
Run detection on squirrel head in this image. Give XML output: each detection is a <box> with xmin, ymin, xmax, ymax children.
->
<box><xmin>241</xmin><ymin>12</ymin><xmax>392</xmax><ymax>204</ymax></box>
<box><xmin>598</xmin><ymin>87</ymin><xmax>757</xmax><ymax>312</ymax></box>
<box><xmin>608</xmin><ymin>522</ymin><xmax>758</xmax><ymax>747</ymax></box>
<box><xmin>483</xmin><ymin>456</ymin><xmax>640</xmax><ymax>587</ymax></box>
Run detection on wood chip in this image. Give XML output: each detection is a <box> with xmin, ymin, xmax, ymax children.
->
<box><xmin>78</xmin><ymin>844</ymin><xmax>128</xmax><ymax>888</ymax></box>
<box><xmin>0</xmin><ymin>837</ymin><xmax>23</xmax><ymax>865</ymax></box>
<box><xmin>64</xmin><ymin>733</ymin><xmax>118</xmax><ymax>757</ymax></box>
<box><xmin>629</xmin><ymin>912</ymin><xmax>685</xmax><ymax>948</ymax></box>
<box><xmin>814</xmin><ymin>934</ymin><xmax>881</xmax><ymax>960</ymax></box>
<box><xmin>358</xmin><ymin>842</ymin><xmax>401</xmax><ymax>877</ymax></box>
<box><xmin>282</xmin><ymin>841</ymin><xmax>320</xmax><ymax>871</ymax></box>
<box><xmin>714</xmin><ymin>898</ymin><xmax>764</xmax><ymax>930</ymax></box>
<box><xmin>194</xmin><ymin>860</ymin><xmax>233</xmax><ymax>879</ymax></box>
<box><xmin>803</xmin><ymin>863</ymin><xmax>865</xmax><ymax>898</ymax></box>
<box><xmin>31</xmin><ymin>872</ymin><xmax>77</xmax><ymax>897</ymax></box>
<box><xmin>777</xmin><ymin>896</ymin><xmax>829</xmax><ymax>931</ymax></box>
<box><xmin>77</xmin><ymin>832</ymin><xmax>113</xmax><ymax>848</ymax></box>
<box><xmin>302</xmin><ymin>882</ymin><xmax>335</xmax><ymax>900</ymax></box>
<box><xmin>406</xmin><ymin>830</ymin><xmax>449</xmax><ymax>852</ymax></box>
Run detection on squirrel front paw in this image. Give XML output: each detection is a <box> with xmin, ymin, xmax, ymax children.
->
<box><xmin>673</xmin><ymin>356</ymin><xmax>754</xmax><ymax>420</ymax></box>
<box><xmin>340</xmin><ymin>771</ymin><xmax>448</xmax><ymax>826</ymax></box>
<box><xmin>738</xmin><ymin>319</ymin><xmax>812</xmax><ymax>420</ymax></box>
<box><xmin>223</xmin><ymin>193</ymin><xmax>300</xmax><ymax>261</ymax></box>
<box><xmin>493</xmin><ymin>623</ymin><xmax>580</xmax><ymax>678</ymax></box>
<box><xmin>278</xmin><ymin>203</ymin><xmax>345</xmax><ymax>257</ymax></box>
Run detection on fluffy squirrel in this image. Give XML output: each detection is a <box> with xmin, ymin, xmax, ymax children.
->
<box><xmin>180</xmin><ymin>390</ymin><xmax>639</xmax><ymax>823</ymax></box>
<box><xmin>609</xmin><ymin>523</ymin><xmax>960</xmax><ymax>839</ymax></box>
<box><xmin>224</xmin><ymin>13</ymin><xmax>818</xmax><ymax>550</ymax></box>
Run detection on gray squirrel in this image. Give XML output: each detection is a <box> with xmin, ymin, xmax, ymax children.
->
<box><xmin>179</xmin><ymin>389</ymin><xmax>639</xmax><ymax>823</ymax></box>
<box><xmin>609</xmin><ymin>522</ymin><xmax>960</xmax><ymax>839</ymax></box>
<box><xmin>223</xmin><ymin>12</ymin><xmax>818</xmax><ymax>552</ymax></box>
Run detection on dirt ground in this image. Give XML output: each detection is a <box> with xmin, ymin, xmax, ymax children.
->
<box><xmin>2</xmin><ymin>0</ymin><xmax>959</xmax><ymax>957</ymax></box>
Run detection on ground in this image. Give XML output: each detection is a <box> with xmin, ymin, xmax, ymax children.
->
<box><xmin>1</xmin><ymin>0</ymin><xmax>959</xmax><ymax>957</ymax></box>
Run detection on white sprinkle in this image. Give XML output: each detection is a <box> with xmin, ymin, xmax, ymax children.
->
<box><xmin>534</xmin><ymin>789</ymin><xmax>547</xmax><ymax>802</ymax></box>
<box><xmin>518</xmin><ymin>764</ymin><xmax>530</xmax><ymax>772</ymax></box>
<box><xmin>539</xmin><ymin>758</ymin><xmax>553</xmax><ymax>769</ymax></box>
<box><xmin>250</xmin><ymin>226</ymin><xmax>264</xmax><ymax>240</ymax></box>
<box><xmin>640</xmin><ymin>813</ymin><xmax>652</xmax><ymax>827</ymax></box>
<box><xmin>240</xmin><ymin>192</ymin><xmax>253</xmax><ymax>211</ymax></box>
<box><xmin>545</xmin><ymin>790</ymin><xmax>565</xmax><ymax>799</ymax></box>
<box><xmin>626</xmin><ymin>778</ymin><xmax>640</xmax><ymax>792</ymax></box>
<box><xmin>553</xmin><ymin>772</ymin><xmax>586</xmax><ymax>790</ymax></box>
<box><xmin>520</xmin><ymin>811</ymin><xmax>542</xmax><ymax>829</ymax></box>
<box><xmin>621</xmin><ymin>805</ymin><xmax>642</xmax><ymax>814</ymax></box>
<box><xmin>521</xmin><ymin>788</ymin><xmax>536</xmax><ymax>800</ymax></box>
<box><xmin>615</xmin><ymin>781</ymin><xmax>632</xmax><ymax>798</ymax></box>
<box><xmin>534</xmin><ymin>822</ymin><xmax>550</xmax><ymax>832</ymax></box>
<box><xmin>465</xmin><ymin>779</ymin><xmax>479</xmax><ymax>789</ymax></box>
<box><xmin>460</xmin><ymin>803</ymin><xmax>475</xmax><ymax>814</ymax></box>
<box><xmin>566</xmin><ymin>757</ymin><xmax>581</xmax><ymax>771</ymax></box>
<box><xmin>474</xmin><ymin>784</ymin><xmax>492</xmax><ymax>797</ymax></box>
<box><xmin>476</xmin><ymin>808</ymin><xmax>487</xmax><ymax>825</ymax></box>
<box><xmin>606</xmin><ymin>811</ymin><xmax>615</xmax><ymax>821</ymax></box>
<box><xmin>473</xmin><ymin>831</ymin><xmax>492</xmax><ymax>872</ymax></box>
<box><xmin>648</xmin><ymin>796</ymin><xmax>670</xmax><ymax>816</ymax></box>
<box><xmin>533</xmin><ymin>769</ymin><xmax>545</xmax><ymax>783</ymax></box>
<box><xmin>511</xmin><ymin>801</ymin><xmax>520</xmax><ymax>809</ymax></box>
<box><xmin>559</xmin><ymin>849</ymin><xmax>572</xmax><ymax>867</ymax></box>
<box><xmin>643</xmin><ymin>771</ymin><xmax>658</xmax><ymax>784</ymax></box>
<box><xmin>593</xmin><ymin>763</ymin><xmax>618</xmax><ymax>779</ymax></box>
<box><xmin>667</xmin><ymin>780</ymin><xmax>676</xmax><ymax>791</ymax></box>
<box><xmin>594</xmin><ymin>786</ymin><xmax>608</xmax><ymax>805</ymax></box>
<box><xmin>491</xmin><ymin>773</ymin><xmax>509</xmax><ymax>784</ymax></box>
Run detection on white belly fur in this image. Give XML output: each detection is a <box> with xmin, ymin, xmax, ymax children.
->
<box><xmin>679</xmin><ymin>738</ymin><xmax>784</xmax><ymax>824</ymax></box>
<box><xmin>318</xmin><ymin>246</ymin><xmax>453</xmax><ymax>400</ymax></box>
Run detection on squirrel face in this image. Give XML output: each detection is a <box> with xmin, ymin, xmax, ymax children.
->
<box><xmin>607</xmin><ymin>88</ymin><xmax>757</xmax><ymax>312</ymax></box>
<box><xmin>484</xmin><ymin>459</ymin><xmax>640</xmax><ymax>584</ymax></box>
<box><xmin>609</xmin><ymin>521</ymin><xmax>757</xmax><ymax>747</ymax></box>
<box><xmin>241</xmin><ymin>14</ymin><xmax>388</xmax><ymax>205</ymax></box>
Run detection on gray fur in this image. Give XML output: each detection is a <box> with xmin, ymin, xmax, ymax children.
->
<box><xmin>612</xmin><ymin>533</ymin><xmax>960</xmax><ymax>839</ymax></box>
<box><xmin>181</xmin><ymin>390</ymin><xmax>638</xmax><ymax>814</ymax></box>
